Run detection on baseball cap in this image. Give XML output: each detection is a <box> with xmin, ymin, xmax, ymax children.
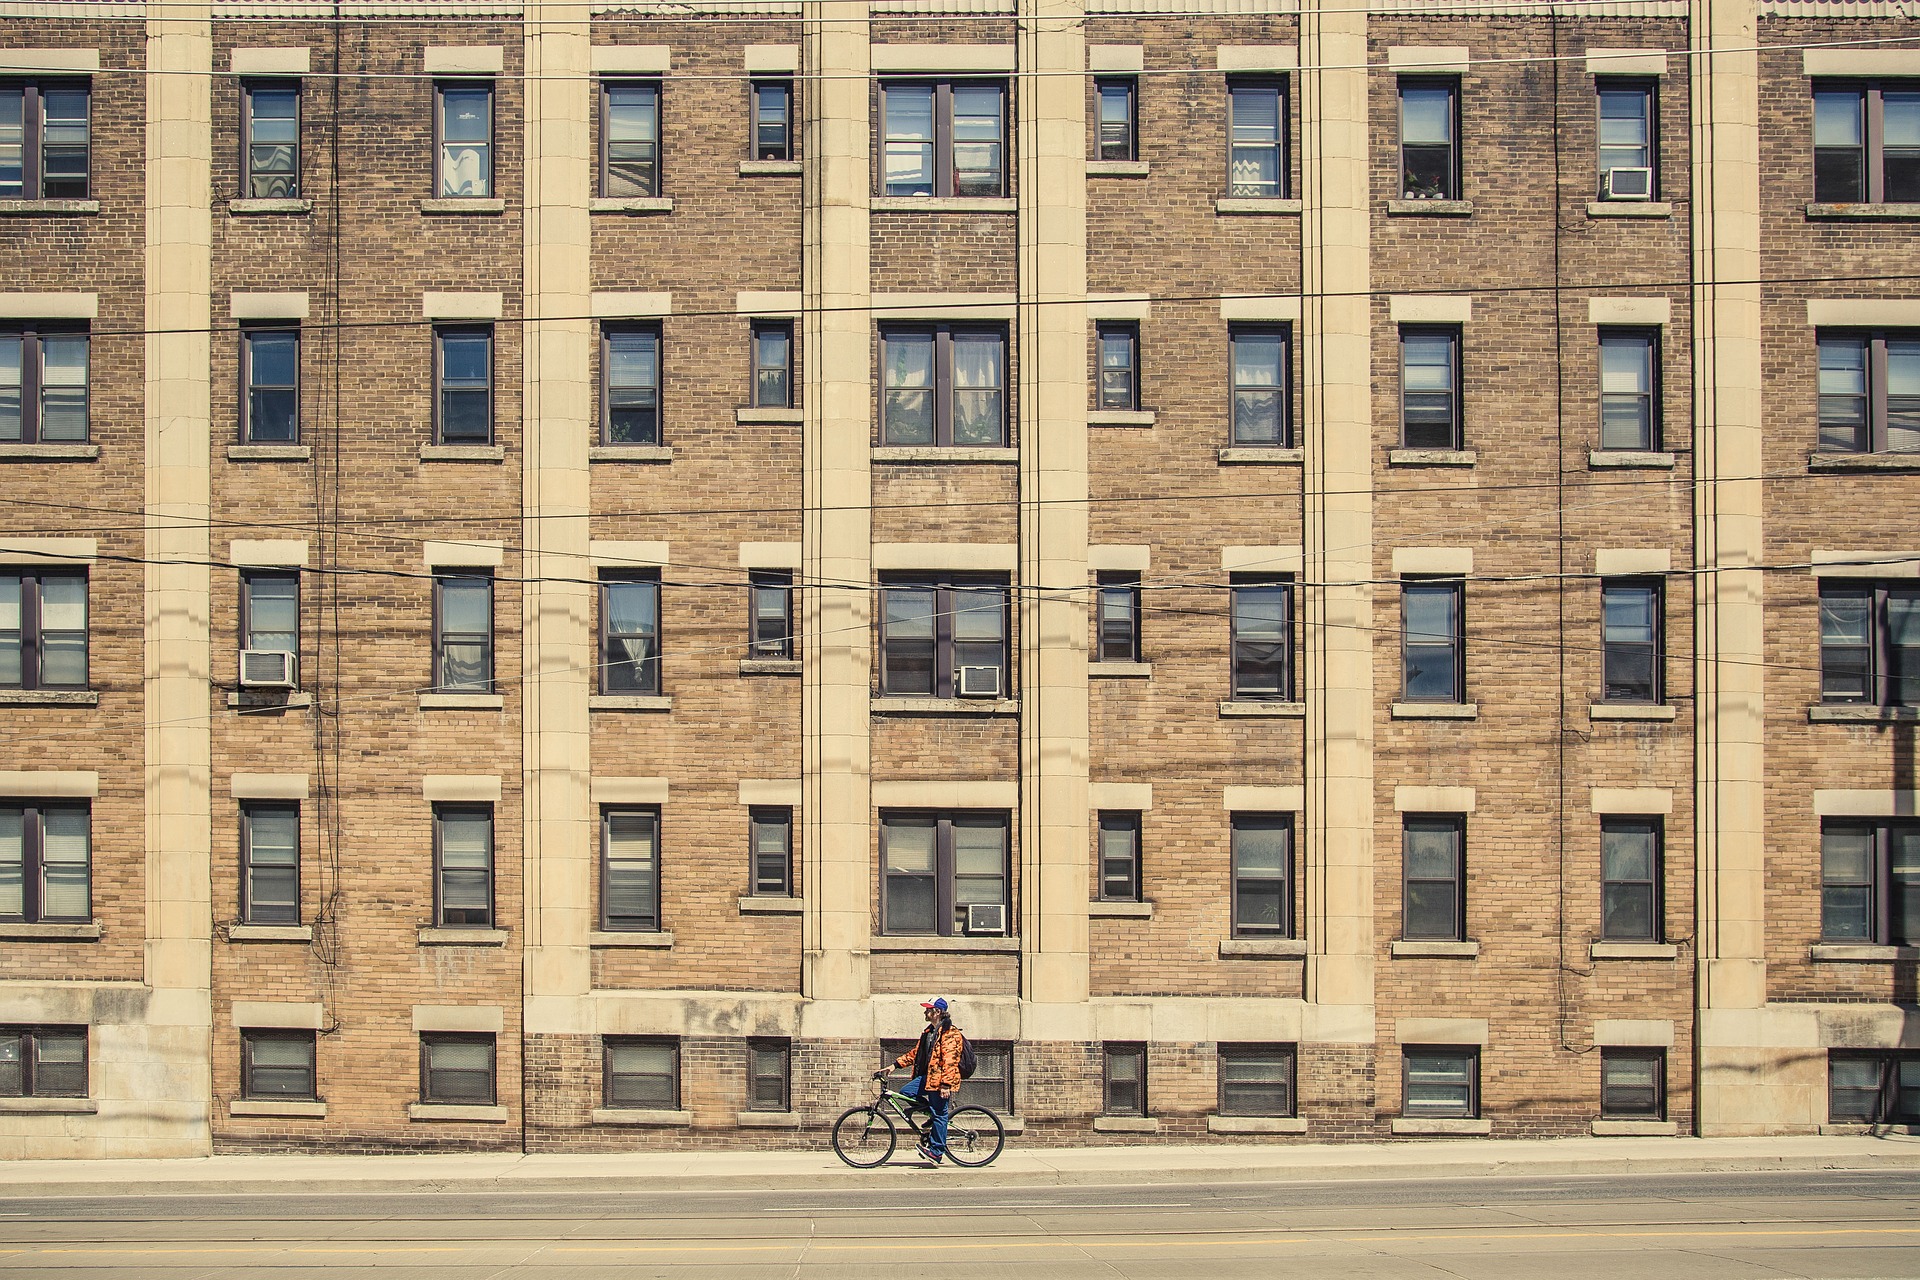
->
<box><xmin>919</xmin><ymin>997</ymin><xmax>949</xmax><ymax>1012</ymax></box>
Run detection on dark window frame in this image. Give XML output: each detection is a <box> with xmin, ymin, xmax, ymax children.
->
<box><xmin>598</xmin><ymin>77</ymin><xmax>660</xmax><ymax>198</ymax></box>
<box><xmin>433</xmin><ymin>78</ymin><xmax>493</xmax><ymax>199</ymax></box>
<box><xmin>1218</xmin><ymin>1042</ymin><xmax>1297</xmax><ymax>1118</ymax></box>
<box><xmin>1094</xmin><ymin>75</ymin><xmax>1136</xmax><ymax>162</ymax></box>
<box><xmin>1817</xmin><ymin>329</ymin><xmax>1920</xmax><ymax>454</ymax></box>
<box><xmin>1230</xmin><ymin>575</ymin><xmax>1294</xmax><ymax>700</ymax></box>
<box><xmin>1597</xmin><ymin>326</ymin><xmax>1661</xmax><ymax>452</ymax></box>
<box><xmin>751</xmin><ymin>319</ymin><xmax>794</xmax><ymax>410</ymax></box>
<box><xmin>1600</xmin><ymin>816</ymin><xmax>1663</xmax><ymax>943</ymax></box>
<box><xmin>1398</xmin><ymin>77</ymin><xmax>1461</xmax><ymax>201</ymax></box>
<box><xmin>1231</xmin><ymin>812</ymin><xmax>1294</xmax><ymax>939</ymax></box>
<box><xmin>0</xmin><ymin>569</ymin><xmax>89</xmax><ymax>690</ymax></box>
<box><xmin>431</xmin><ymin>570</ymin><xmax>494</xmax><ymax>693</ymax></box>
<box><xmin>747</xmin><ymin>1036</ymin><xmax>791</xmax><ymax>1111</ymax></box>
<box><xmin>600</xmin><ymin>805</ymin><xmax>662</xmax><ymax>932</ymax></box>
<box><xmin>419</xmin><ymin>1031</ymin><xmax>496</xmax><ymax>1105</ymax></box>
<box><xmin>1819</xmin><ymin>581</ymin><xmax>1919</xmax><ymax>707</ymax></box>
<box><xmin>600</xmin><ymin>322</ymin><xmax>662</xmax><ymax>446</ymax></box>
<box><xmin>876</xmin><ymin>575</ymin><xmax>1011</xmax><ymax>700</ymax></box>
<box><xmin>1403</xmin><ymin>1045</ymin><xmax>1479</xmax><ymax>1118</ymax></box>
<box><xmin>877</xmin><ymin>78</ymin><xmax>1008</xmax><ymax>198</ymax></box>
<box><xmin>1813</xmin><ymin>80</ymin><xmax>1920</xmax><ymax>205</ymax></box>
<box><xmin>749</xmin><ymin>805</ymin><xmax>793</xmax><ymax>897</ymax></box>
<box><xmin>1097</xmin><ymin>809</ymin><xmax>1141</xmax><ymax>903</ymax></box>
<box><xmin>1229</xmin><ymin>324</ymin><xmax>1292</xmax><ymax>446</ymax></box>
<box><xmin>1095</xmin><ymin>570</ymin><xmax>1140</xmax><ymax>664</ymax></box>
<box><xmin>1103</xmin><ymin>1041</ymin><xmax>1147</xmax><ymax>1116</ymax></box>
<box><xmin>750</xmin><ymin>79</ymin><xmax>793</xmax><ymax>162</ymax></box>
<box><xmin>1594</xmin><ymin>77</ymin><xmax>1658</xmax><ymax>201</ymax></box>
<box><xmin>1401</xmin><ymin>577</ymin><xmax>1465</xmax><ymax>704</ymax></box>
<box><xmin>1829</xmin><ymin>1050</ymin><xmax>1920</xmax><ymax>1123</ymax></box>
<box><xmin>879</xmin><ymin>809</ymin><xmax>1011</xmax><ymax>938</ymax></box>
<box><xmin>1402</xmin><ymin>814</ymin><xmax>1466</xmax><ymax>942</ymax></box>
<box><xmin>0</xmin><ymin>802</ymin><xmax>91</xmax><ymax>924</ymax></box>
<box><xmin>1096</xmin><ymin>320</ymin><xmax>1139</xmax><ymax>412</ymax></box>
<box><xmin>1226</xmin><ymin>77</ymin><xmax>1288</xmax><ymax>198</ymax></box>
<box><xmin>240</xmin><ymin>1028</ymin><xmax>317</xmax><ymax>1101</ymax></box>
<box><xmin>1821</xmin><ymin>818</ymin><xmax>1920</xmax><ymax>946</ymax></box>
<box><xmin>599</xmin><ymin>571</ymin><xmax>662</xmax><ymax>696</ymax></box>
<box><xmin>1600</xmin><ymin>577</ymin><xmax>1664</xmax><ymax>705</ymax></box>
<box><xmin>432</xmin><ymin>804</ymin><xmax>495</xmax><ymax>929</ymax></box>
<box><xmin>0</xmin><ymin>1025</ymin><xmax>87</xmax><ymax>1098</ymax></box>
<box><xmin>1400</xmin><ymin>325</ymin><xmax>1462</xmax><ymax>449</ymax></box>
<box><xmin>0</xmin><ymin>323</ymin><xmax>91</xmax><ymax>445</ymax></box>
<box><xmin>0</xmin><ymin>79</ymin><xmax>90</xmax><ymax>200</ymax></box>
<box><xmin>749</xmin><ymin>569</ymin><xmax>794</xmax><ymax>660</ymax></box>
<box><xmin>240</xmin><ymin>324</ymin><xmax>299</xmax><ymax>444</ymax></box>
<box><xmin>239</xmin><ymin>800</ymin><xmax>301</xmax><ymax>927</ymax></box>
<box><xmin>603</xmin><ymin>1034</ymin><xmax>680</xmax><ymax>1109</ymax></box>
<box><xmin>433</xmin><ymin>324</ymin><xmax>494</xmax><ymax>445</ymax></box>
<box><xmin>239</xmin><ymin>569</ymin><xmax>300</xmax><ymax>664</ymax></box>
<box><xmin>1599</xmin><ymin>1046</ymin><xmax>1666</xmax><ymax>1119</ymax></box>
<box><xmin>878</xmin><ymin>324</ymin><xmax>1009</xmax><ymax>448</ymax></box>
<box><xmin>241</xmin><ymin>79</ymin><xmax>300</xmax><ymax>199</ymax></box>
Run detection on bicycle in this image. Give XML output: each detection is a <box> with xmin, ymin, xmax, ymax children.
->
<box><xmin>830</xmin><ymin>1078</ymin><xmax>1006</xmax><ymax>1168</ymax></box>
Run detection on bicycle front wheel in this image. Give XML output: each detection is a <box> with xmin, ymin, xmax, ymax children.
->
<box><xmin>830</xmin><ymin>1105</ymin><xmax>898</xmax><ymax>1168</ymax></box>
<box><xmin>941</xmin><ymin>1106</ymin><xmax>1005</xmax><ymax>1167</ymax></box>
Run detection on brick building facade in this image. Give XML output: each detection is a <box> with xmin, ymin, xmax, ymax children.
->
<box><xmin>0</xmin><ymin>0</ymin><xmax>1914</xmax><ymax>1156</ymax></box>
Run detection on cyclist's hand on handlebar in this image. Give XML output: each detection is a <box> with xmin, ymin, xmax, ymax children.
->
<box><xmin>872</xmin><ymin>1070</ymin><xmax>887</xmax><ymax>1082</ymax></box>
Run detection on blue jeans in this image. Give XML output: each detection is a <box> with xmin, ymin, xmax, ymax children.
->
<box><xmin>899</xmin><ymin>1077</ymin><xmax>951</xmax><ymax>1158</ymax></box>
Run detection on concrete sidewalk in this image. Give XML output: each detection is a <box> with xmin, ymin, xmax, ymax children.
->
<box><xmin>4</xmin><ymin>1134</ymin><xmax>1919</xmax><ymax>1198</ymax></box>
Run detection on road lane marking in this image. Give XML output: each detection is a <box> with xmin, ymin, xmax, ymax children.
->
<box><xmin>763</xmin><ymin>1202</ymin><xmax>1194</xmax><ymax>1212</ymax></box>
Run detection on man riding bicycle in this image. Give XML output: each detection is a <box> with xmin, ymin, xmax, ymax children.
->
<box><xmin>873</xmin><ymin>996</ymin><xmax>963</xmax><ymax>1165</ymax></box>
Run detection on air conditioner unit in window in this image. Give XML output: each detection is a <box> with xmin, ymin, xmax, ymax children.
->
<box><xmin>966</xmin><ymin>903</ymin><xmax>1007</xmax><ymax>935</ymax></box>
<box><xmin>239</xmin><ymin>649</ymin><xmax>297</xmax><ymax>689</ymax></box>
<box><xmin>955</xmin><ymin>665</ymin><xmax>1002</xmax><ymax>698</ymax></box>
<box><xmin>1603</xmin><ymin>167</ymin><xmax>1654</xmax><ymax>200</ymax></box>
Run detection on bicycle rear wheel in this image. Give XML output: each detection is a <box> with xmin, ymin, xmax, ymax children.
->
<box><xmin>940</xmin><ymin>1106</ymin><xmax>1005</xmax><ymax>1167</ymax></box>
<box><xmin>830</xmin><ymin>1105</ymin><xmax>898</xmax><ymax>1168</ymax></box>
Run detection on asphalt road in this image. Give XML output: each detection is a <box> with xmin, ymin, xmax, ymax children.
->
<box><xmin>1</xmin><ymin>1169</ymin><xmax>1916</xmax><ymax>1278</ymax></box>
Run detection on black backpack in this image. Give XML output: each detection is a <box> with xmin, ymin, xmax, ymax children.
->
<box><xmin>955</xmin><ymin>1027</ymin><xmax>977</xmax><ymax>1080</ymax></box>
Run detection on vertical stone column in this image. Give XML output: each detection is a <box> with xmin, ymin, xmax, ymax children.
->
<box><xmin>520</xmin><ymin>7</ymin><xmax>595</xmax><ymax>1034</ymax></box>
<box><xmin>1690</xmin><ymin>0</ymin><xmax>1769</xmax><ymax>1134</ymax></box>
<box><xmin>1017</xmin><ymin>1</ymin><xmax>1091</xmax><ymax>1030</ymax></box>
<box><xmin>800</xmin><ymin>2</ymin><xmax>875</xmax><ymax>1034</ymax></box>
<box><xmin>1299</xmin><ymin>1</ymin><xmax>1376</xmax><ymax>1040</ymax></box>
<box><xmin>143</xmin><ymin>0</ymin><xmax>215</xmax><ymax>1149</ymax></box>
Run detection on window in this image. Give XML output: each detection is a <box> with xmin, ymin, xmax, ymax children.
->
<box><xmin>0</xmin><ymin>81</ymin><xmax>89</xmax><ymax>199</ymax></box>
<box><xmin>1601</xmin><ymin>818</ymin><xmax>1662</xmax><ymax>942</ymax></box>
<box><xmin>1829</xmin><ymin>1052</ymin><xmax>1920</xmax><ymax>1123</ymax></box>
<box><xmin>751</xmin><ymin>321</ymin><xmax>793</xmax><ymax>410</ymax></box>
<box><xmin>1095</xmin><ymin>571</ymin><xmax>1139</xmax><ymax>664</ymax></box>
<box><xmin>1</xmin><ymin>571</ymin><xmax>87</xmax><ymax>689</ymax></box>
<box><xmin>1814</xmin><ymin>82</ymin><xmax>1920</xmax><ymax>204</ymax></box>
<box><xmin>750</xmin><ymin>570</ymin><xmax>794</xmax><ymax>659</ymax></box>
<box><xmin>1598</xmin><ymin>328</ymin><xmax>1658</xmax><ymax>451</ymax></box>
<box><xmin>599</xmin><ymin>324</ymin><xmax>661</xmax><ymax>445</ymax></box>
<box><xmin>1230</xmin><ymin>326</ymin><xmax>1290</xmax><ymax>446</ymax></box>
<box><xmin>241</xmin><ymin>326</ymin><xmax>298</xmax><ymax>443</ymax></box>
<box><xmin>1227</xmin><ymin>80</ymin><xmax>1285</xmax><ymax>197</ymax></box>
<box><xmin>1821</xmin><ymin>820</ymin><xmax>1920</xmax><ymax>945</ymax></box>
<box><xmin>1232</xmin><ymin>813</ymin><xmax>1292</xmax><ymax>938</ymax></box>
<box><xmin>1218</xmin><ymin>1043</ymin><xmax>1295</xmax><ymax>1117</ymax></box>
<box><xmin>432</xmin><ymin>572</ymin><xmax>493</xmax><ymax>692</ymax></box>
<box><xmin>0</xmin><ymin>1027</ymin><xmax>85</xmax><ymax>1098</ymax></box>
<box><xmin>601</xmin><ymin>79</ymin><xmax>660</xmax><ymax>198</ymax></box>
<box><xmin>958</xmin><ymin>1041</ymin><xmax>1012</xmax><ymax>1112</ymax></box>
<box><xmin>751</xmin><ymin>80</ymin><xmax>792</xmax><ymax>161</ymax></box>
<box><xmin>0</xmin><ymin>325</ymin><xmax>90</xmax><ymax>443</ymax></box>
<box><xmin>1103</xmin><ymin>1042</ymin><xmax>1146</xmax><ymax>1116</ymax></box>
<box><xmin>1596</xmin><ymin>80</ymin><xmax>1655</xmax><ymax>199</ymax></box>
<box><xmin>1601</xmin><ymin>579</ymin><xmax>1662</xmax><ymax>704</ymax></box>
<box><xmin>243</xmin><ymin>81</ymin><xmax>299</xmax><ymax>198</ymax></box>
<box><xmin>748</xmin><ymin>1037</ymin><xmax>790</xmax><ymax>1111</ymax></box>
<box><xmin>1402</xmin><ymin>815</ymin><xmax>1465</xmax><ymax>942</ymax></box>
<box><xmin>880</xmin><ymin>80</ymin><xmax>1005</xmax><ymax>198</ymax></box>
<box><xmin>241</xmin><ymin>570</ymin><xmax>298</xmax><ymax>660</ymax></box>
<box><xmin>1402</xmin><ymin>578</ymin><xmax>1464</xmax><ymax>703</ymax></box>
<box><xmin>435</xmin><ymin>81</ymin><xmax>491</xmax><ymax>197</ymax></box>
<box><xmin>601</xmin><ymin>806</ymin><xmax>661</xmax><ymax>931</ymax></box>
<box><xmin>1818</xmin><ymin>332</ymin><xmax>1919</xmax><ymax>454</ymax></box>
<box><xmin>1400</xmin><ymin>327</ymin><xmax>1461</xmax><ymax>448</ymax></box>
<box><xmin>241</xmin><ymin>1029</ymin><xmax>316</xmax><ymax>1100</ymax></box>
<box><xmin>420</xmin><ymin>1032</ymin><xmax>495</xmax><ymax>1104</ymax></box>
<box><xmin>433</xmin><ymin>806</ymin><xmax>493</xmax><ymax>928</ymax></box>
<box><xmin>1820</xmin><ymin>582</ymin><xmax>1919</xmax><ymax>706</ymax></box>
<box><xmin>600</xmin><ymin>573</ymin><xmax>660</xmax><ymax>695</ymax></box>
<box><xmin>880</xmin><ymin>326</ymin><xmax>1007</xmax><ymax>447</ymax></box>
<box><xmin>1399</xmin><ymin>79</ymin><xmax>1459</xmax><ymax>200</ymax></box>
<box><xmin>1600</xmin><ymin>1047</ymin><xmax>1664</xmax><ymax>1119</ymax></box>
<box><xmin>1231</xmin><ymin>576</ymin><xmax>1293</xmax><ymax>700</ymax></box>
<box><xmin>1096</xmin><ymin>322</ymin><xmax>1139</xmax><ymax>412</ymax></box>
<box><xmin>0</xmin><ymin>803</ymin><xmax>89</xmax><ymax>923</ymax></box>
<box><xmin>1095</xmin><ymin>77</ymin><xmax>1135</xmax><ymax>162</ymax></box>
<box><xmin>1097</xmin><ymin>810</ymin><xmax>1141</xmax><ymax>902</ymax></box>
<box><xmin>750</xmin><ymin>806</ymin><xmax>792</xmax><ymax>897</ymax></box>
<box><xmin>880</xmin><ymin>810</ymin><xmax>1009</xmax><ymax>937</ymax></box>
<box><xmin>1404</xmin><ymin>1047</ymin><xmax>1478</xmax><ymax>1117</ymax></box>
<box><xmin>240</xmin><ymin>801</ymin><xmax>300</xmax><ymax>926</ymax></box>
<box><xmin>434</xmin><ymin>326</ymin><xmax>492</xmax><ymax>444</ymax></box>
<box><xmin>604</xmin><ymin>1036</ymin><xmax>678</xmax><ymax>1109</ymax></box>
<box><xmin>878</xmin><ymin>577</ymin><xmax>1009</xmax><ymax>699</ymax></box>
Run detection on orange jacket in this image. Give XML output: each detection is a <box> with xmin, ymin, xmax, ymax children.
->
<box><xmin>893</xmin><ymin>1022</ymin><xmax>965</xmax><ymax>1092</ymax></box>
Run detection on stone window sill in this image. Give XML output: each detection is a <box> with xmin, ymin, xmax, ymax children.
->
<box><xmin>420</xmin><ymin>444</ymin><xmax>505</xmax><ymax>463</ymax></box>
<box><xmin>871</xmin><ymin>696</ymin><xmax>1017</xmax><ymax>716</ymax></box>
<box><xmin>0</xmin><ymin>199</ymin><xmax>98</xmax><ymax>216</ymax></box>
<box><xmin>420</xmin><ymin>198</ymin><xmax>506</xmax><ymax>215</ymax></box>
<box><xmin>589</xmin><ymin>444</ymin><xmax>672</xmax><ymax>462</ymax></box>
<box><xmin>1090</xmin><ymin>900</ymin><xmax>1153</xmax><ymax>919</ymax></box>
<box><xmin>1587</xmin><ymin>201</ymin><xmax>1673</xmax><ymax>219</ymax></box>
<box><xmin>871</xmin><ymin>446</ymin><xmax>1018</xmax><ymax>464</ymax></box>
<box><xmin>870</xmin><ymin>196</ymin><xmax>1016</xmax><ymax>214</ymax></box>
<box><xmin>588</xmin><ymin>694</ymin><xmax>673</xmax><ymax>711</ymax></box>
<box><xmin>1087</xmin><ymin>160</ymin><xmax>1149</xmax><ymax>178</ymax></box>
<box><xmin>1590</xmin><ymin>450</ymin><xmax>1675</xmax><ymax>469</ymax></box>
<box><xmin>739</xmin><ymin>897</ymin><xmax>802</xmax><ymax>915</ymax></box>
<box><xmin>1589</xmin><ymin>704</ymin><xmax>1676</xmax><ymax>721</ymax></box>
<box><xmin>229</xmin><ymin>197</ymin><xmax>313</xmax><ymax>216</ymax></box>
<box><xmin>231</xmin><ymin>1098</ymin><xmax>326</xmax><ymax>1118</ymax></box>
<box><xmin>419</xmin><ymin>693</ymin><xmax>504</xmax><ymax>710</ymax></box>
<box><xmin>1390</xmin><ymin>1116</ymin><xmax>1490</xmax><ymax>1135</ymax></box>
<box><xmin>0</xmin><ymin>443</ymin><xmax>99</xmax><ymax>461</ymax></box>
<box><xmin>229</xmin><ymin>443</ymin><xmax>311</xmax><ymax>462</ymax></box>
<box><xmin>1809</xmin><ymin>704</ymin><xmax>1918</xmax><ymax>723</ymax></box>
<box><xmin>871</xmin><ymin>935</ymin><xmax>1017</xmax><ymax>953</ymax></box>
<box><xmin>1591</xmin><ymin>1118</ymin><xmax>1675</xmax><ymax>1136</ymax></box>
<box><xmin>1219</xmin><ymin>446</ymin><xmax>1302</xmax><ymax>464</ymax></box>
<box><xmin>592</xmin><ymin>1107</ymin><xmax>690</xmax><ymax>1126</ymax></box>
<box><xmin>1391</xmin><ymin>702</ymin><xmax>1478</xmax><ymax>720</ymax></box>
<box><xmin>1391</xmin><ymin>939</ymin><xmax>1479</xmax><ymax>958</ymax></box>
<box><xmin>0</xmin><ymin>1096</ymin><xmax>96</xmax><ymax>1113</ymax></box>
<box><xmin>1088</xmin><ymin>409</ymin><xmax>1155</xmax><ymax>427</ymax></box>
<box><xmin>0</xmin><ymin>689</ymin><xmax>98</xmax><ymax>706</ymax></box>
<box><xmin>590</xmin><ymin>929</ymin><xmax>674</xmax><ymax>948</ymax></box>
<box><xmin>737</xmin><ymin>1109</ymin><xmax>802</xmax><ymax>1126</ymax></box>
<box><xmin>740</xmin><ymin>659</ymin><xmax>801</xmax><ymax>676</ymax></box>
<box><xmin>1808</xmin><ymin>452</ymin><xmax>1920</xmax><ymax>472</ymax></box>
<box><xmin>1220</xmin><ymin>937</ymin><xmax>1306</xmax><ymax>958</ymax></box>
<box><xmin>228</xmin><ymin>924</ymin><xmax>314</xmax><ymax>942</ymax></box>
<box><xmin>1806</xmin><ymin>202</ymin><xmax>1920</xmax><ymax>220</ymax></box>
<box><xmin>1090</xmin><ymin>662</ymin><xmax>1151</xmax><ymax>679</ymax></box>
<box><xmin>230</xmin><ymin>690</ymin><xmax>314</xmax><ymax>710</ymax></box>
<box><xmin>0</xmin><ymin>922</ymin><xmax>101</xmax><ymax>941</ymax></box>
<box><xmin>737</xmin><ymin>407</ymin><xmax>803</xmax><ymax>425</ymax></box>
<box><xmin>1209</xmin><ymin>1114</ymin><xmax>1306</xmax><ymax>1134</ymax></box>
<box><xmin>1811</xmin><ymin>944</ymin><xmax>1916</xmax><ymax>963</ymax></box>
<box><xmin>1387</xmin><ymin>198</ymin><xmax>1472</xmax><ymax>216</ymax></box>
<box><xmin>1219</xmin><ymin>700</ymin><xmax>1305</xmax><ymax>717</ymax></box>
<box><xmin>1590</xmin><ymin>941</ymin><xmax>1678</xmax><ymax>960</ymax></box>
<box><xmin>1215</xmin><ymin>197</ymin><xmax>1302</xmax><ymax>216</ymax></box>
<box><xmin>590</xmin><ymin>196</ymin><xmax>674</xmax><ymax>214</ymax></box>
<box><xmin>740</xmin><ymin>160</ymin><xmax>801</xmax><ymax>177</ymax></box>
<box><xmin>1092</xmin><ymin>1115</ymin><xmax>1159</xmax><ymax>1133</ymax></box>
<box><xmin>410</xmin><ymin>1102</ymin><xmax>508</xmax><ymax>1122</ymax></box>
<box><xmin>1389</xmin><ymin>448</ymin><xmax>1475</xmax><ymax>467</ymax></box>
<box><xmin>418</xmin><ymin>927</ymin><xmax>509</xmax><ymax>946</ymax></box>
